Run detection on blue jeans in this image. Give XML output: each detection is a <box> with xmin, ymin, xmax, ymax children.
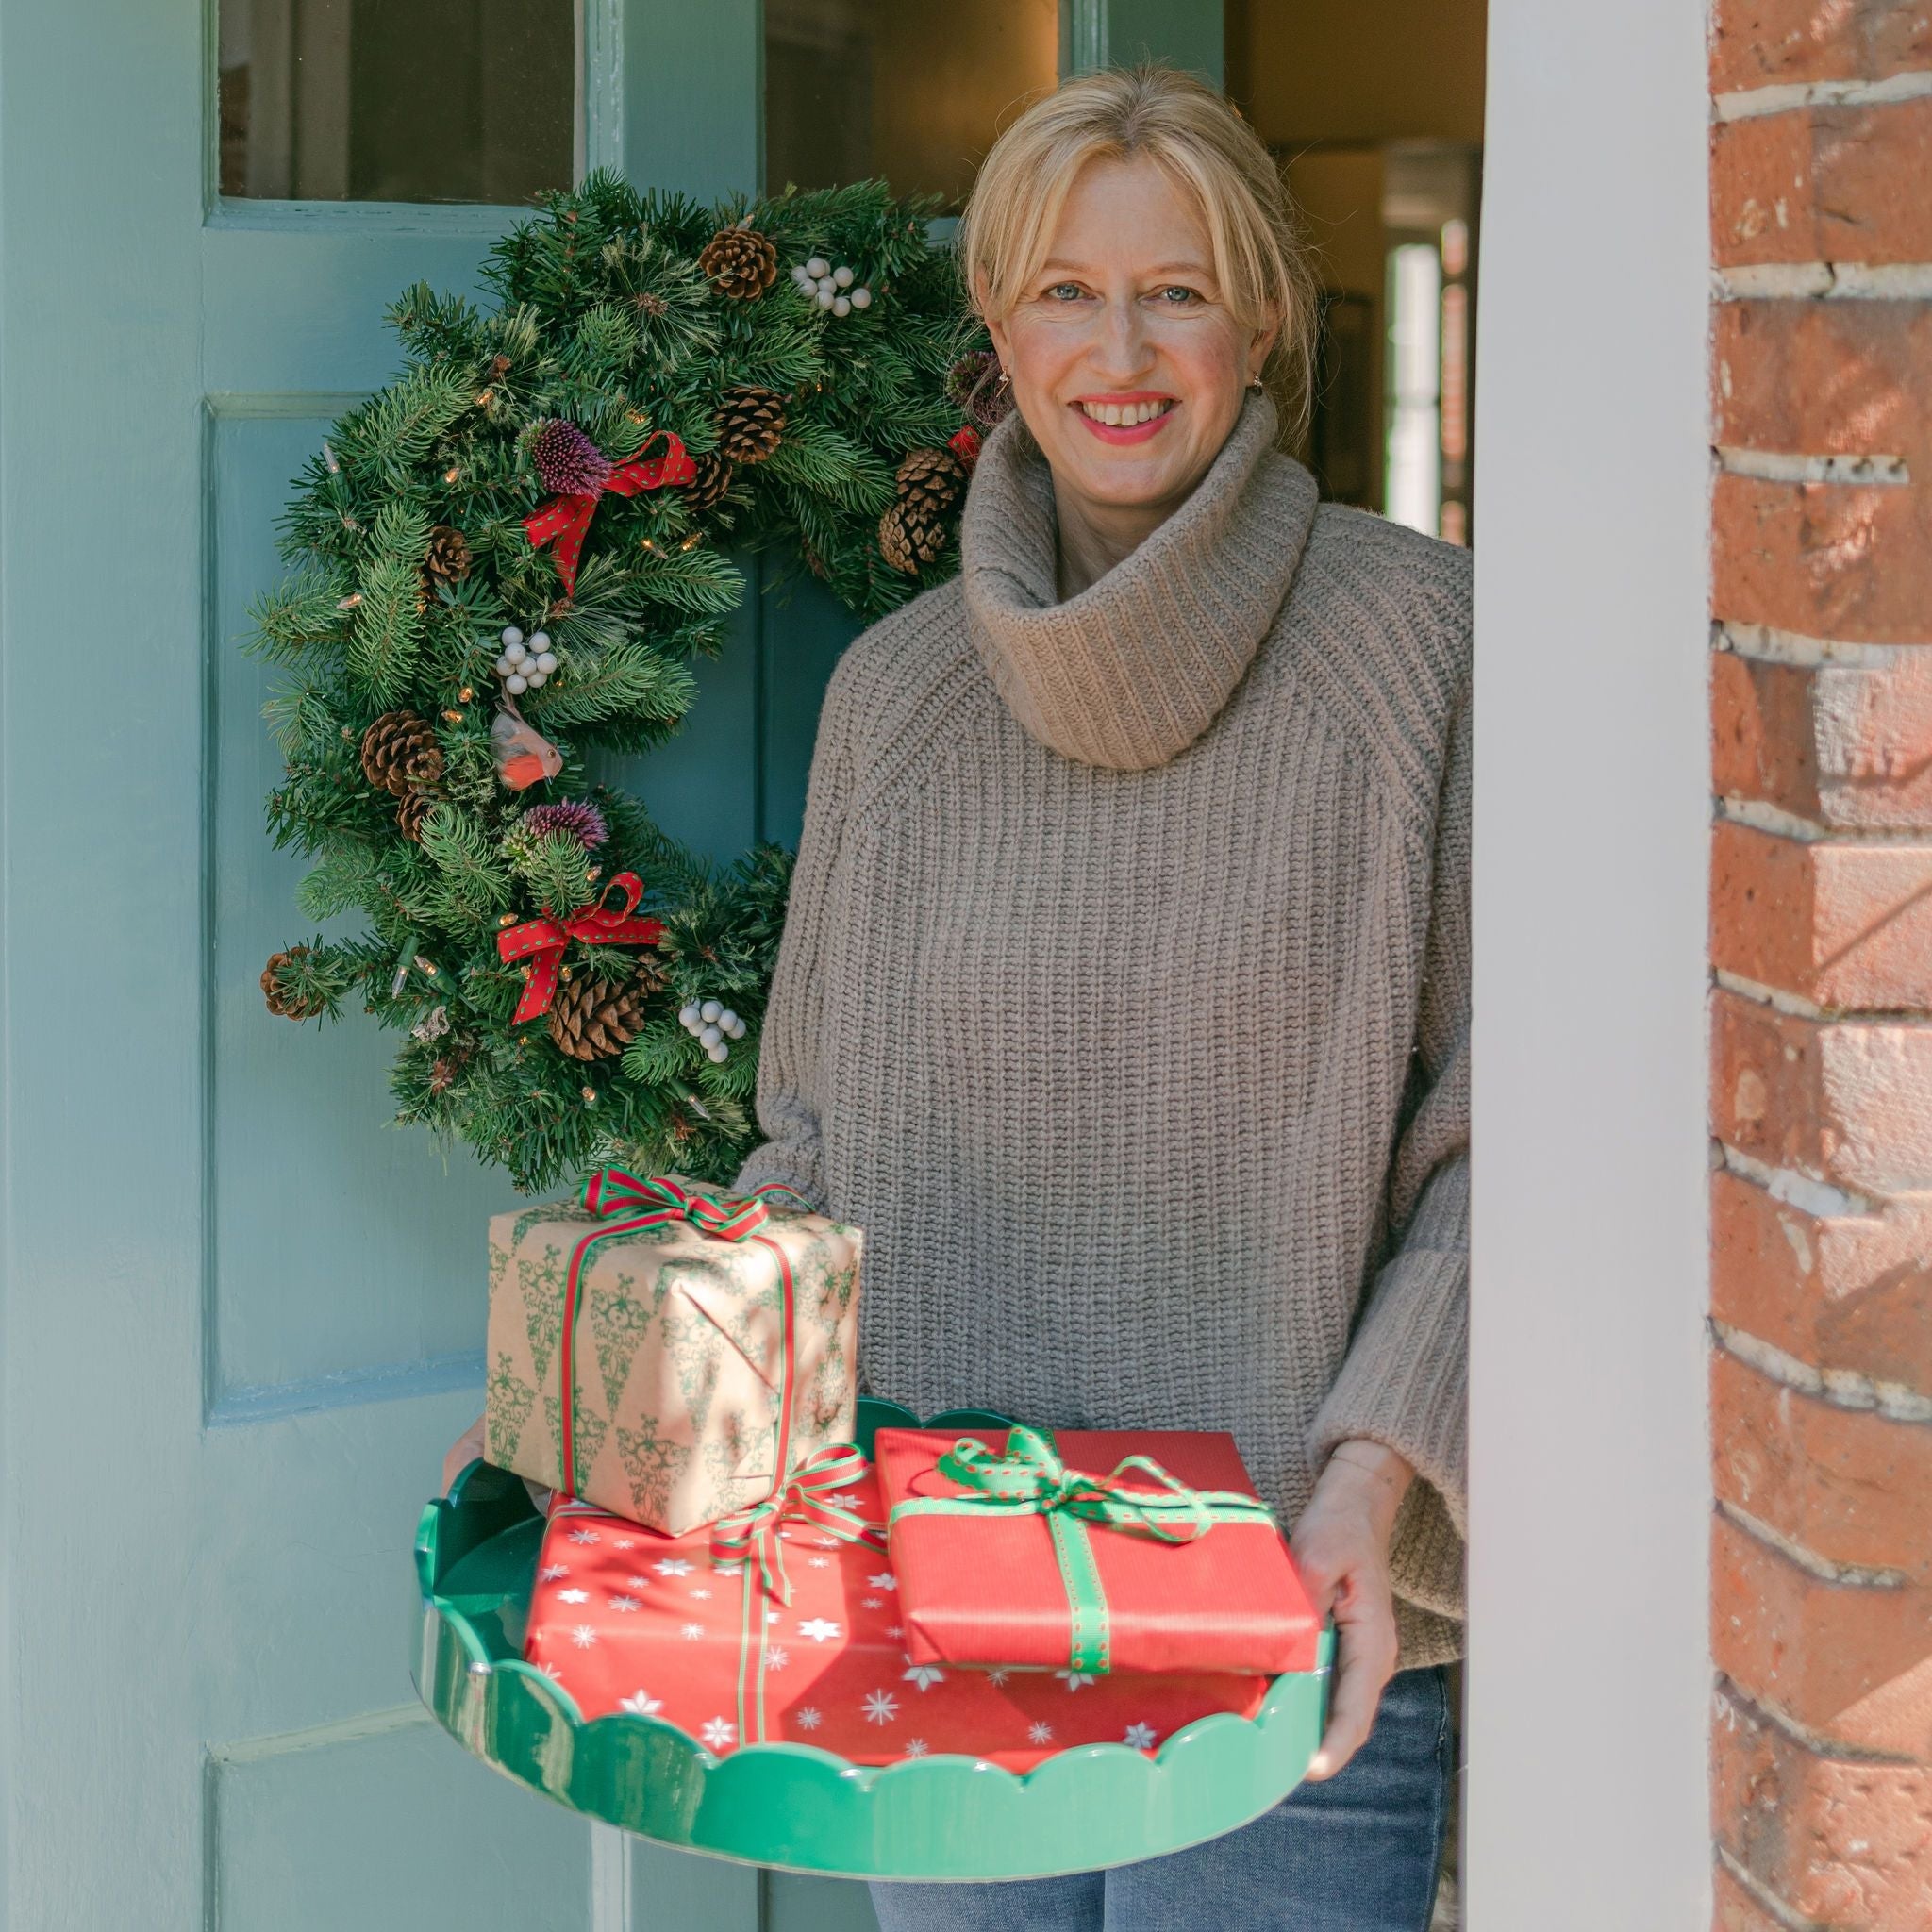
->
<box><xmin>869</xmin><ymin>1665</ymin><xmax>1453</xmax><ymax>1932</ymax></box>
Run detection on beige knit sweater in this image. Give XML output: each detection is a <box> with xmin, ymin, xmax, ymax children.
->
<box><xmin>738</xmin><ymin>390</ymin><xmax>1471</xmax><ymax>1665</ymax></box>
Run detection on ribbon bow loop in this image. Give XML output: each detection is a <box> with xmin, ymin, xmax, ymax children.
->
<box><xmin>496</xmin><ymin>872</ymin><xmax>664</xmax><ymax>1025</ymax></box>
<box><xmin>577</xmin><ymin>1169</ymin><xmax>785</xmax><ymax>1243</ymax></box>
<box><xmin>710</xmin><ymin>1442</ymin><xmax>885</xmax><ymax>1606</ymax></box>
<box><xmin>524</xmin><ymin>428</ymin><xmax>698</xmax><ymax>598</ymax></box>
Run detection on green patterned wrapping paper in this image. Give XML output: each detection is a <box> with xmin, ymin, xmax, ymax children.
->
<box><xmin>484</xmin><ymin>1190</ymin><xmax>861</xmax><ymax>1534</ymax></box>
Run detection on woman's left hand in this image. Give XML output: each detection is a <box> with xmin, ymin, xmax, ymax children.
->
<box><xmin>1290</xmin><ymin>1439</ymin><xmax>1414</xmax><ymax>1781</ymax></box>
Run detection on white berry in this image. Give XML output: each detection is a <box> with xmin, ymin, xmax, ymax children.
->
<box><xmin>814</xmin><ymin>289</ymin><xmax>835</xmax><ymax>310</ymax></box>
<box><xmin>805</xmin><ymin>256</ymin><xmax>829</xmax><ymax>279</ymax></box>
<box><xmin>850</xmin><ymin>287</ymin><xmax>872</xmax><ymax>309</ymax></box>
<box><xmin>505</xmin><ymin>674</ymin><xmax>528</xmax><ymax>694</ymax></box>
<box><xmin>718</xmin><ymin>1008</ymin><xmax>740</xmax><ymax>1032</ymax></box>
<box><xmin>534</xmin><ymin>651</ymin><xmax>558</xmax><ymax>674</ymax></box>
<box><xmin>707</xmin><ymin>1042</ymin><xmax>730</xmax><ymax>1064</ymax></box>
<box><xmin>678</xmin><ymin>1003</ymin><xmax>702</xmax><ymax>1030</ymax></box>
<box><xmin>700</xmin><ymin>1000</ymin><xmax>723</xmax><ymax>1023</ymax></box>
<box><xmin>832</xmin><ymin>296</ymin><xmax>851</xmax><ymax>317</ymax></box>
<box><xmin>528</xmin><ymin>630</ymin><xmax>550</xmax><ymax>652</ymax></box>
<box><xmin>699</xmin><ymin>1024</ymin><xmax>722</xmax><ymax>1048</ymax></box>
<box><xmin>832</xmin><ymin>264</ymin><xmax>854</xmax><ymax>288</ymax></box>
<box><xmin>494</xmin><ymin>656</ymin><xmax>515</xmax><ymax>677</ymax></box>
<box><xmin>500</xmin><ymin>625</ymin><xmax>525</xmax><ymax>648</ymax></box>
<box><xmin>525</xmin><ymin>669</ymin><xmax>547</xmax><ymax>688</ymax></box>
<box><xmin>505</xmin><ymin>639</ymin><xmax>527</xmax><ymax>664</ymax></box>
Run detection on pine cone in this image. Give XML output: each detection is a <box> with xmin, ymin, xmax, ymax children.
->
<box><xmin>877</xmin><ymin>448</ymin><xmax>968</xmax><ymax>574</ymax></box>
<box><xmin>681</xmin><ymin>449</ymin><xmax>736</xmax><ymax>512</ymax></box>
<box><xmin>423</xmin><ymin>525</ymin><xmax>471</xmax><ymax>585</ymax></box>
<box><xmin>396</xmin><ymin>788</ymin><xmax>440</xmax><ymax>842</ymax></box>
<box><xmin>714</xmin><ymin>386</ymin><xmax>788</xmax><ymax>465</ymax></box>
<box><xmin>360</xmin><ymin>711</ymin><xmax>444</xmax><ymax>796</ymax></box>
<box><xmin>261</xmin><ymin>946</ymin><xmax>325</xmax><ymax>1021</ymax></box>
<box><xmin>698</xmin><ymin>225</ymin><xmax>779</xmax><ymax>301</ymax></box>
<box><xmin>546</xmin><ymin>971</ymin><xmax>654</xmax><ymax>1061</ymax></box>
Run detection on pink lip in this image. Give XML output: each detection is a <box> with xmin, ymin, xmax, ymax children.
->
<box><xmin>1072</xmin><ymin>398</ymin><xmax>1177</xmax><ymax>445</ymax></box>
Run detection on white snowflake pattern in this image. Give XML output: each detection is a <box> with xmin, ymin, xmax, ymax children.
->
<box><xmin>557</xmin><ymin>1588</ymin><xmax>590</xmax><ymax>1605</ymax></box>
<box><xmin>700</xmin><ymin>1716</ymin><xmax>738</xmax><ymax>1750</ymax></box>
<box><xmin>1027</xmin><ymin>1721</ymin><xmax>1055</xmax><ymax>1744</ymax></box>
<box><xmin>570</xmin><ymin>1624</ymin><xmax>598</xmax><ymax>1649</ymax></box>
<box><xmin>904</xmin><ymin>1738</ymin><xmax>929</xmax><ymax>1757</ymax></box>
<box><xmin>568</xmin><ymin>1528</ymin><xmax>601</xmax><ymax>1545</ymax></box>
<box><xmin>797</xmin><ymin>1617</ymin><xmax>842</xmax><ymax>1644</ymax></box>
<box><xmin>863</xmin><ymin>1690</ymin><xmax>900</xmax><ymax>1725</ymax></box>
<box><xmin>887</xmin><ymin>1625</ymin><xmax>905</xmax><ymax>1639</ymax></box>
<box><xmin>1123</xmin><ymin>1723</ymin><xmax>1158</xmax><ymax>1750</ymax></box>
<box><xmin>903</xmin><ymin>1664</ymin><xmax>946</xmax><ymax>1691</ymax></box>
<box><xmin>765</xmin><ymin>1647</ymin><xmax>791</xmax><ymax>1671</ymax></box>
<box><xmin>986</xmin><ymin>1668</ymin><xmax>1011</xmax><ymax>1687</ymax></box>
<box><xmin>868</xmin><ymin>1572</ymin><xmax>898</xmax><ymax>1591</ymax></box>
<box><xmin>809</xmin><ymin>1535</ymin><xmax>842</xmax><ymax>1548</ymax></box>
<box><xmin>625</xmin><ymin>1575</ymin><xmax>654</xmax><ymax>1591</ymax></box>
<box><xmin>862</xmin><ymin>1597</ymin><xmax>884</xmax><ymax>1610</ymax></box>
<box><xmin>540</xmin><ymin>1564</ymin><xmax>570</xmax><ymax>1582</ymax></box>
<box><xmin>538</xmin><ymin>1663</ymin><xmax>565</xmax><ymax>1684</ymax></box>
<box><xmin>608</xmin><ymin>1595</ymin><xmax>641</xmax><ymax>1613</ymax></box>
<box><xmin>795</xmin><ymin>1706</ymin><xmax>824</xmax><ymax>1730</ymax></box>
<box><xmin>614</xmin><ymin>1538</ymin><xmax>636</xmax><ymax>1550</ymax></box>
<box><xmin>807</xmin><ymin>1556</ymin><xmax>832</xmax><ymax>1570</ymax></box>
<box><xmin>690</xmin><ymin>1587</ymin><xmax>714</xmax><ymax>1601</ymax></box>
<box><xmin>620</xmin><ymin>1689</ymin><xmax>664</xmax><ymax>1716</ymax></box>
<box><xmin>713</xmin><ymin>1562</ymin><xmax>743</xmax><ymax>1578</ymax></box>
<box><xmin>681</xmin><ymin>1622</ymin><xmax>707</xmax><ymax>1640</ymax></box>
<box><xmin>655</xmin><ymin>1557</ymin><xmax>694</xmax><ymax>1576</ymax></box>
<box><xmin>766</xmin><ymin>1609</ymin><xmax>783</xmax><ymax>1624</ymax></box>
<box><xmin>1056</xmin><ymin>1669</ymin><xmax>1097</xmax><ymax>1691</ymax></box>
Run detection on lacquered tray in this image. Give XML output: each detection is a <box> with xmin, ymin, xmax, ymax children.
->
<box><xmin>413</xmin><ymin>1399</ymin><xmax>1332</xmax><ymax>1880</ymax></box>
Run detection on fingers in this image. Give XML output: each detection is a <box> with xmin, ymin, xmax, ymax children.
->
<box><xmin>441</xmin><ymin>1413</ymin><xmax>488</xmax><ymax>1495</ymax></box>
<box><xmin>1304</xmin><ymin>1611</ymin><xmax>1397</xmax><ymax>1783</ymax></box>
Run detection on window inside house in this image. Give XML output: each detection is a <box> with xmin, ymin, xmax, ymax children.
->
<box><xmin>763</xmin><ymin>0</ymin><xmax>1058</xmax><ymax>209</ymax></box>
<box><xmin>218</xmin><ymin>0</ymin><xmax>575</xmax><ymax>204</ymax></box>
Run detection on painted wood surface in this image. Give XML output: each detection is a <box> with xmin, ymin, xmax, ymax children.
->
<box><xmin>0</xmin><ymin>2</ymin><xmax>1217</xmax><ymax>1925</ymax></box>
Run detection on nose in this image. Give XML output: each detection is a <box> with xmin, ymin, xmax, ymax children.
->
<box><xmin>1088</xmin><ymin>292</ymin><xmax>1153</xmax><ymax>381</ymax></box>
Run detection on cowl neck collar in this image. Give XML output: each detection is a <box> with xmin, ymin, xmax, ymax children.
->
<box><xmin>959</xmin><ymin>389</ymin><xmax>1318</xmax><ymax>771</ymax></box>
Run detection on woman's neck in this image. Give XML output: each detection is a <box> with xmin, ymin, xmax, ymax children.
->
<box><xmin>1051</xmin><ymin>484</ymin><xmax>1175</xmax><ymax>601</ymax></box>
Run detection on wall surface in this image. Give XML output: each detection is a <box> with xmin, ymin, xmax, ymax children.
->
<box><xmin>1707</xmin><ymin>4</ymin><xmax>1932</xmax><ymax>1924</ymax></box>
<box><xmin>1467</xmin><ymin>0</ymin><xmax>1713</xmax><ymax>1925</ymax></box>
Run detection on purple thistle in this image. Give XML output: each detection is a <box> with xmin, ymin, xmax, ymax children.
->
<box><xmin>530</xmin><ymin>418</ymin><xmax>612</xmax><ymax>496</ymax></box>
<box><xmin>522</xmin><ymin>799</ymin><xmax>608</xmax><ymax>849</ymax></box>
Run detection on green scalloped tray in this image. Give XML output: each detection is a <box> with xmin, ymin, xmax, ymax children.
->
<box><xmin>413</xmin><ymin>1399</ymin><xmax>1332</xmax><ymax>1880</ymax></box>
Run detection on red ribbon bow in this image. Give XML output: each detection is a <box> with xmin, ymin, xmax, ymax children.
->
<box><xmin>496</xmin><ymin>872</ymin><xmax>663</xmax><ymax>1024</ymax></box>
<box><xmin>710</xmin><ymin>1442</ymin><xmax>885</xmax><ymax>1605</ymax></box>
<box><xmin>523</xmin><ymin>429</ymin><xmax>697</xmax><ymax>598</ymax></box>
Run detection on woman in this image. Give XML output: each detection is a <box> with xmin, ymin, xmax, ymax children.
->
<box><xmin>737</xmin><ymin>64</ymin><xmax>1471</xmax><ymax>1932</ymax></box>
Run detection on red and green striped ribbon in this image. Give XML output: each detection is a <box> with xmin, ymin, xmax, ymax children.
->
<box><xmin>887</xmin><ymin>1424</ymin><xmax>1279</xmax><ymax>1676</ymax></box>
<box><xmin>556</xmin><ymin>1169</ymin><xmax>812</xmax><ymax>1498</ymax></box>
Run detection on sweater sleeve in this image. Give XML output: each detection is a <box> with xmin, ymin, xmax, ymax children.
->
<box><xmin>1309</xmin><ymin>672</ymin><xmax>1471</xmax><ymax>1587</ymax></box>
<box><xmin>732</xmin><ymin>668</ymin><xmax>857</xmax><ymax>1212</ymax></box>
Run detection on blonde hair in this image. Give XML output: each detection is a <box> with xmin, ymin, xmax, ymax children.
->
<box><xmin>956</xmin><ymin>64</ymin><xmax>1321</xmax><ymax>444</ymax></box>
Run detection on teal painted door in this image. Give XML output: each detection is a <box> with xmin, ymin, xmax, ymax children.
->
<box><xmin>0</xmin><ymin>3</ymin><xmax>1216</xmax><ymax>1927</ymax></box>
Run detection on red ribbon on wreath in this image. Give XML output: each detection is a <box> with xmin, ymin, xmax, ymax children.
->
<box><xmin>523</xmin><ymin>428</ymin><xmax>697</xmax><ymax>598</ymax></box>
<box><xmin>496</xmin><ymin>872</ymin><xmax>664</xmax><ymax>1024</ymax></box>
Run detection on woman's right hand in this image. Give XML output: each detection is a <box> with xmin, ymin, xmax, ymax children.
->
<box><xmin>441</xmin><ymin>1412</ymin><xmax>487</xmax><ymax>1495</ymax></box>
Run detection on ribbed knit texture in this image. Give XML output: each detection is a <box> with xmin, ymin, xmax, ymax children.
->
<box><xmin>739</xmin><ymin>391</ymin><xmax>1472</xmax><ymax>1665</ymax></box>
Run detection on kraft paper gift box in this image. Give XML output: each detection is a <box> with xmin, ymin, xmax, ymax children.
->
<box><xmin>522</xmin><ymin>1463</ymin><xmax>1274</xmax><ymax>1771</ymax></box>
<box><xmin>485</xmin><ymin>1171</ymin><xmax>860</xmax><ymax>1534</ymax></box>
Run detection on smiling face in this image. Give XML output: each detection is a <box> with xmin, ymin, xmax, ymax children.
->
<box><xmin>983</xmin><ymin>153</ymin><xmax>1277</xmax><ymax>531</ymax></box>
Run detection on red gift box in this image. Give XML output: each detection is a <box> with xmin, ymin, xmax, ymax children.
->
<box><xmin>521</xmin><ymin>1465</ymin><xmax>1274</xmax><ymax>1772</ymax></box>
<box><xmin>874</xmin><ymin>1425</ymin><xmax>1323</xmax><ymax>1677</ymax></box>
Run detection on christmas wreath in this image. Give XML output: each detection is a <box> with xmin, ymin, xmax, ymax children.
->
<box><xmin>253</xmin><ymin>172</ymin><xmax>1009</xmax><ymax>1191</ymax></box>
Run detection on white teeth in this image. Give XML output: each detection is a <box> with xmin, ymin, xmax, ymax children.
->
<box><xmin>1081</xmin><ymin>399</ymin><xmax>1170</xmax><ymax>425</ymax></box>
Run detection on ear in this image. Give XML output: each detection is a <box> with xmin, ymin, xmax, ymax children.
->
<box><xmin>977</xmin><ymin>276</ymin><xmax>1012</xmax><ymax>367</ymax></box>
<box><xmin>1247</xmin><ymin>307</ymin><xmax>1284</xmax><ymax>385</ymax></box>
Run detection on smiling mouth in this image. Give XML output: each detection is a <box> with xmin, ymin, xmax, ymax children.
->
<box><xmin>1073</xmin><ymin>397</ymin><xmax>1176</xmax><ymax>425</ymax></box>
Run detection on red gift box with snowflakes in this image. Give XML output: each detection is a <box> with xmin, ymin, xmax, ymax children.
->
<box><xmin>521</xmin><ymin>1470</ymin><xmax>1273</xmax><ymax>1771</ymax></box>
<box><xmin>874</xmin><ymin>1425</ymin><xmax>1324</xmax><ymax>1677</ymax></box>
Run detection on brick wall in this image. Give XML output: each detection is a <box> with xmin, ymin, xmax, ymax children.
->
<box><xmin>1708</xmin><ymin>4</ymin><xmax>1932</xmax><ymax>1924</ymax></box>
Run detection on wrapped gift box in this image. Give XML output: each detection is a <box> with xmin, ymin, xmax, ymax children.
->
<box><xmin>486</xmin><ymin>1173</ymin><xmax>861</xmax><ymax>1534</ymax></box>
<box><xmin>522</xmin><ymin>1472</ymin><xmax>1273</xmax><ymax>1772</ymax></box>
<box><xmin>874</xmin><ymin>1425</ymin><xmax>1322</xmax><ymax>1677</ymax></box>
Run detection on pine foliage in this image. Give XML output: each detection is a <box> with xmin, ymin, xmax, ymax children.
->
<box><xmin>253</xmin><ymin>174</ymin><xmax>985</xmax><ymax>1191</ymax></box>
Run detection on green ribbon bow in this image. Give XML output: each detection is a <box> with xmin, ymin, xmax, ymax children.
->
<box><xmin>886</xmin><ymin>1423</ymin><xmax>1279</xmax><ymax>1676</ymax></box>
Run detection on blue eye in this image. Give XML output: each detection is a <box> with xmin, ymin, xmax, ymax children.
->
<box><xmin>1158</xmin><ymin>286</ymin><xmax>1200</xmax><ymax>305</ymax></box>
<box><xmin>1046</xmin><ymin>282</ymin><xmax>1083</xmax><ymax>301</ymax></box>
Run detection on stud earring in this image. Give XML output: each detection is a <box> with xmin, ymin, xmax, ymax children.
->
<box><xmin>1246</xmin><ymin>376</ymin><xmax>1265</xmax><ymax>394</ymax></box>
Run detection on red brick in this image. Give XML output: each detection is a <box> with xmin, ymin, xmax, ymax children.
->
<box><xmin>1712</xmin><ymin>818</ymin><xmax>1932</xmax><ymax>1007</ymax></box>
<box><xmin>1714</xmin><ymin>1168</ymin><xmax>1932</xmax><ymax>1397</ymax></box>
<box><xmin>1713</xmin><ymin>1512</ymin><xmax>1932</xmax><ymax>1754</ymax></box>
<box><xmin>1714</xmin><ymin>99</ymin><xmax>1932</xmax><ymax>268</ymax></box>
<box><xmin>1714</xmin><ymin>471</ymin><xmax>1932</xmax><ymax>645</ymax></box>
<box><xmin>1712</xmin><ymin>988</ymin><xmax>1932</xmax><ymax>1193</ymax></box>
<box><xmin>1711</xmin><ymin>0</ymin><xmax>1932</xmax><ymax>93</ymax></box>
<box><xmin>1712</xmin><ymin>649</ymin><xmax>1932</xmax><ymax>832</ymax></box>
<box><xmin>1712</xmin><ymin>1857</ymin><xmax>1807</xmax><ymax>1932</ymax></box>
<box><xmin>1714</xmin><ymin>1682</ymin><xmax>1932</xmax><ymax>1924</ymax></box>
<box><xmin>1714</xmin><ymin>300</ymin><xmax>1932</xmax><ymax>463</ymax></box>
<box><xmin>1713</xmin><ymin>1348</ymin><xmax>1932</xmax><ymax>1574</ymax></box>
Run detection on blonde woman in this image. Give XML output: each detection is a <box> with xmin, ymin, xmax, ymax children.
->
<box><xmin>740</xmin><ymin>65</ymin><xmax>1469</xmax><ymax>1930</ymax></box>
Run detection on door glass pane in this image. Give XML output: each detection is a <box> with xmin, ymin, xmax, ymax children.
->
<box><xmin>219</xmin><ymin>0</ymin><xmax>575</xmax><ymax>205</ymax></box>
<box><xmin>764</xmin><ymin>0</ymin><xmax>1058</xmax><ymax>210</ymax></box>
